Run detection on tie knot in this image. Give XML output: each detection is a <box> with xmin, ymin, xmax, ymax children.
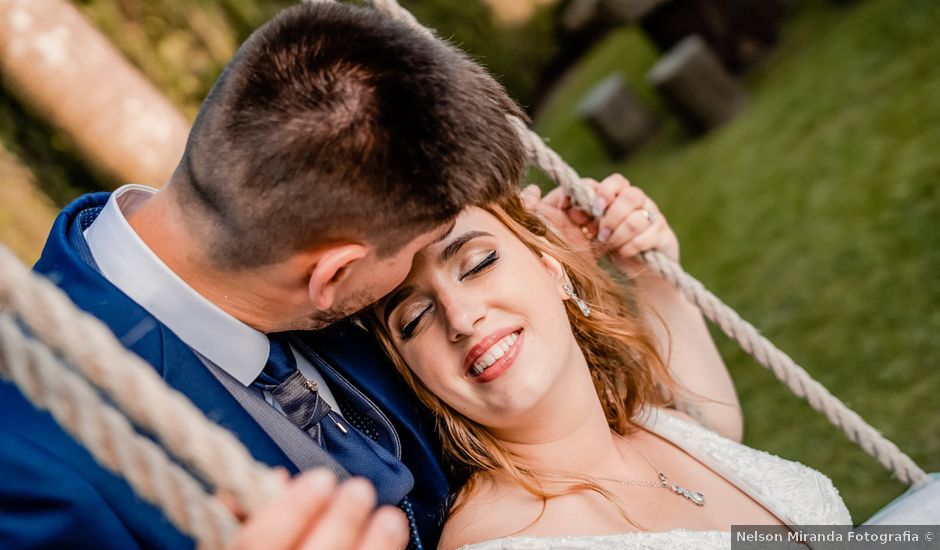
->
<box><xmin>257</xmin><ymin>332</ymin><xmax>298</xmax><ymax>386</ymax></box>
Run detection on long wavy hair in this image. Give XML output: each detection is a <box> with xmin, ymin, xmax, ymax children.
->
<box><xmin>366</xmin><ymin>192</ymin><xmax>677</xmax><ymax>524</ymax></box>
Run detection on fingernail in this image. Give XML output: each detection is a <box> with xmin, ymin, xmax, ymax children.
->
<box><xmin>597</xmin><ymin>227</ymin><xmax>611</xmax><ymax>243</ymax></box>
<box><xmin>591</xmin><ymin>197</ymin><xmax>607</xmax><ymax>218</ymax></box>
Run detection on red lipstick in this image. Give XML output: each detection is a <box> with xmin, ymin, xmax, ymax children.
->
<box><xmin>464</xmin><ymin>328</ymin><xmax>524</xmax><ymax>383</ymax></box>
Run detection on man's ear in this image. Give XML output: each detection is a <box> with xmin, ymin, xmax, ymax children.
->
<box><xmin>308</xmin><ymin>244</ymin><xmax>369</xmax><ymax>311</ymax></box>
<box><xmin>538</xmin><ymin>253</ymin><xmax>569</xmax><ymax>300</ymax></box>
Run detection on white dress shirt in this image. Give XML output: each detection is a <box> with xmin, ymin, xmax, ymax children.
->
<box><xmin>84</xmin><ymin>184</ymin><xmax>341</xmax><ymax>413</ymax></box>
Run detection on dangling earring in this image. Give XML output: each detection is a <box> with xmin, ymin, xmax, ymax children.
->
<box><xmin>563</xmin><ymin>282</ymin><xmax>591</xmax><ymax>317</ymax></box>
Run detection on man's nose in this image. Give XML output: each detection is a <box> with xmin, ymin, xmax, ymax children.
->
<box><xmin>440</xmin><ymin>289</ymin><xmax>485</xmax><ymax>342</ymax></box>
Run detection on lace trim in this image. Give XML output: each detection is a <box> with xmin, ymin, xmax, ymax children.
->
<box><xmin>641</xmin><ymin>410</ymin><xmax>851</xmax><ymax>526</ymax></box>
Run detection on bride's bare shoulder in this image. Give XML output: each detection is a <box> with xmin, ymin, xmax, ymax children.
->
<box><xmin>438</xmin><ymin>475</ymin><xmax>545</xmax><ymax>550</ymax></box>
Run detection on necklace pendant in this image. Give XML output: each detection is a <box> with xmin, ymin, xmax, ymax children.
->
<box><xmin>658</xmin><ymin>472</ymin><xmax>706</xmax><ymax>506</ymax></box>
<box><xmin>670</xmin><ymin>483</ymin><xmax>706</xmax><ymax>506</ymax></box>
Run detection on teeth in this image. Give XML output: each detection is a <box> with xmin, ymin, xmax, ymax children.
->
<box><xmin>471</xmin><ymin>332</ymin><xmax>518</xmax><ymax>375</ymax></box>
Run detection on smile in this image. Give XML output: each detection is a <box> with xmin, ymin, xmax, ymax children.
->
<box><xmin>464</xmin><ymin>328</ymin><xmax>524</xmax><ymax>382</ymax></box>
<box><xmin>470</xmin><ymin>331</ymin><xmax>518</xmax><ymax>375</ymax></box>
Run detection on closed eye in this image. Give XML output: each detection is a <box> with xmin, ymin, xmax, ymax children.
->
<box><xmin>460</xmin><ymin>251</ymin><xmax>498</xmax><ymax>281</ymax></box>
<box><xmin>400</xmin><ymin>304</ymin><xmax>431</xmax><ymax>340</ymax></box>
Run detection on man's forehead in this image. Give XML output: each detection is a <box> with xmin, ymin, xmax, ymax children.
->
<box><xmin>434</xmin><ymin>220</ymin><xmax>458</xmax><ymax>244</ymax></box>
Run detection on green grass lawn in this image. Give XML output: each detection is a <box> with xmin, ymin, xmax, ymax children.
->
<box><xmin>534</xmin><ymin>0</ymin><xmax>940</xmax><ymax>522</ymax></box>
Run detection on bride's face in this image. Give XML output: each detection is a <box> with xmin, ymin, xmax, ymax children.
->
<box><xmin>378</xmin><ymin>207</ymin><xmax>584</xmax><ymax>429</ymax></box>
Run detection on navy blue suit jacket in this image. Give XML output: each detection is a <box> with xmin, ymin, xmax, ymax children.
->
<box><xmin>0</xmin><ymin>193</ymin><xmax>450</xmax><ymax>549</ymax></box>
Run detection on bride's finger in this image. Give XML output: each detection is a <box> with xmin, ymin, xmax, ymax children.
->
<box><xmin>596</xmin><ymin>195</ymin><xmax>632</xmax><ymax>243</ymax></box>
<box><xmin>615</xmin><ymin>229</ymin><xmax>658</xmax><ymax>261</ymax></box>
<box><xmin>594</xmin><ymin>174</ymin><xmax>632</xmax><ymax>216</ymax></box>
<box><xmin>597</xmin><ymin>186</ymin><xmax>646</xmax><ymax>242</ymax></box>
<box><xmin>604</xmin><ymin>206</ymin><xmax>655</xmax><ymax>251</ymax></box>
<box><xmin>617</xmin><ymin>214</ymin><xmax>680</xmax><ymax>264</ymax></box>
<box><xmin>600</xmin><ymin>187</ymin><xmax>650</xmax><ymax>240</ymax></box>
<box><xmin>520</xmin><ymin>184</ymin><xmax>541</xmax><ymax>211</ymax></box>
<box><xmin>565</xmin><ymin>205</ymin><xmax>593</xmax><ymax>226</ymax></box>
<box><xmin>544</xmin><ymin>188</ymin><xmax>566</xmax><ymax>206</ymax></box>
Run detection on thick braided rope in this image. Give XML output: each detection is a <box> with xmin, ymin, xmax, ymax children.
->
<box><xmin>641</xmin><ymin>252</ymin><xmax>930</xmax><ymax>487</ymax></box>
<box><xmin>362</xmin><ymin>0</ymin><xmax>928</xmax><ymax>487</ymax></box>
<box><xmin>0</xmin><ymin>246</ymin><xmax>285</xmax><ymax>518</ymax></box>
<box><xmin>0</xmin><ymin>313</ymin><xmax>236</xmax><ymax>549</ymax></box>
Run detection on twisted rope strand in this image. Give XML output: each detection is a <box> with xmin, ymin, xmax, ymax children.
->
<box><xmin>0</xmin><ymin>313</ymin><xmax>236</xmax><ymax>549</ymax></box>
<box><xmin>0</xmin><ymin>246</ymin><xmax>285</xmax><ymax>515</ymax></box>
<box><xmin>641</xmin><ymin>251</ymin><xmax>929</xmax><ymax>486</ymax></box>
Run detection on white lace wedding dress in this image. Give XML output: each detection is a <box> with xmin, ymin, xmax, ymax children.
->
<box><xmin>461</xmin><ymin>409</ymin><xmax>851</xmax><ymax>549</ymax></box>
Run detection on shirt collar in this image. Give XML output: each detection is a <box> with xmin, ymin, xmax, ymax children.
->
<box><xmin>84</xmin><ymin>184</ymin><xmax>269</xmax><ymax>385</ymax></box>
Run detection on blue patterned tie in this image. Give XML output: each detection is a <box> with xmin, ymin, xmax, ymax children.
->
<box><xmin>252</xmin><ymin>333</ymin><xmax>419</xmax><ymax>547</ymax></box>
<box><xmin>255</xmin><ymin>334</ymin><xmax>332</xmax><ymax>442</ymax></box>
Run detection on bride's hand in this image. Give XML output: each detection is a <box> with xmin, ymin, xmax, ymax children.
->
<box><xmin>590</xmin><ymin>174</ymin><xmax>679</xmax><ymax>273</ymax></box>
<box><xmin>522</xmin><ymin>174</ymin><xmax>679</xmax><ymax>274</ymax></box>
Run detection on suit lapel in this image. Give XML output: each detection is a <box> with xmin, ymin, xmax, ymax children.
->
<box><xmin>35</xmin><ymin>198</ymin><xmax>296</xmax><ymax>473</ymax></box>
<box><xmin>157</xmin><ymin>336</ymin><xmax>298</xmax><ymax>472</ymax></box>
<box><xmin>297</xmin><ymin>322</ymin><xmax>448</xmax><ymax>488</ymax></box>
<box><xmin>200</xmin><ymin>358</ymin><xmax>349</xmax><ymax>478</ymax></box>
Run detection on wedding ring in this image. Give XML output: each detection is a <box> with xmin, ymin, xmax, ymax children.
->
<box><xmin>641</xmin><ymin>208</ymin><xmax>657</xmax><ymax>226</ymax></box>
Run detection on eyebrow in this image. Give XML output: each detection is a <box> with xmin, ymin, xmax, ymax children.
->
<box><xmin>382</xmin><ymin>230</ymin><xmax>493</xmax><ymax>325</ymax></box>
<box><xmin>440</xmin><ymin>230</ymin><xmax>493</xmax><ymax>263</ymax></box>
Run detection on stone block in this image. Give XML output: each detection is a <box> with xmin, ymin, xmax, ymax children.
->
<box><xmin>560</xmin><ymin>0</ymin><xmax>669</xmax><ymax>32</ymax></box>
<box><xmin>559</xmin><ymin>0</ymin><xmax>603</xmax><ymax>34</ymax></box>
<box><xmin>578</xmin><ymin>74</ymin><xmax>657</xmax><ymax>158</ymax></box>
<box><xmin>647</xmin><ymin>35</ymin><xmax>747</xmax><ymax>132</ymax></box>
<box><xmin>601</xmin><ymin>0</ymin><xmax>670</xmax><ymax>23</ymax></box>
<box><xmin>639</xmin><ymin>0</ymin><xmax>788</xmax><ymax>73</ymax></box>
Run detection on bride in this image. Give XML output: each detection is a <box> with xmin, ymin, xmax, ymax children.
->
<box><xmin>367</xmin><ymin>175</ymin><xmax>850</xmax><ymax>549</ymax></box>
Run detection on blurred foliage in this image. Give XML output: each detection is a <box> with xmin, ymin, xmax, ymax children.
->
<box><xmin>0</xmin><ymin>144</ymin><xmax>59</xmax><ymax>264</ymax></box>
<box><xmin>0</xmin><ymin>0</ymin><xmax>562</xmax><ymax>221</ymax></box>
<box><xmin>535</xmin><ymin>0</ymin><xmax>940</xmax><ymax>522</ymax></box>
<box><xmin>398</xmin><ymin>0</ymin><xmax>559</xmax><ymax>109</ymax></box>
<box><xmin>73</xmin><ymin>0</ymin><xmax>560</xmax><ymax>115</ymax></box>
<box><xmin>74</xmin><ymin>0</ymin><xmax>299</xmax><ymax>116</ymax></box>
<box><xmin>0</xmin><ymin>87</ymin><xmax>107</xmax><ymax>204</ymax></box>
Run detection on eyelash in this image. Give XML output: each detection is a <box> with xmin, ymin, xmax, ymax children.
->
<box><xmin>399</xmin><ymin>251</ymin><xmax>499</xmax><ymax>340</ymax></box>
<box><xmin>460</xmin><ymin>251</ymin><xmax>498</xmax><ymax>281</ymax></box>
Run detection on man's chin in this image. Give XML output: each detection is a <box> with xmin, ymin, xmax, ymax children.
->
<box><xmin>305</xmin><ymin>313</ymin><xmax>343</xmax><ymax>331</ymax></box>
<box><xmin>305</xmin><ymin>302</ymin><xmax>368</xmax><ymax>331</ymax></box>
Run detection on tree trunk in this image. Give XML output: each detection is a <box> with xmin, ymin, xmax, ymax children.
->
<box><xmin>0</xmin><ymin>0</ymin><xmax>189</xmax><ymax>188</ymax></box>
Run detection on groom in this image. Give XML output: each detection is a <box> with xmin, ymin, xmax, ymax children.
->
<box><xmin>0</xmin><ymin>3</ymin><xmax>526</xmax><ymax>549</ymax></box>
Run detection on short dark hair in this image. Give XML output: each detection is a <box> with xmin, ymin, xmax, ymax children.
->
<box><xmin>174</xmin><ymin>2</ymin><xmax>527</xmax><ymax>268</ymax></box>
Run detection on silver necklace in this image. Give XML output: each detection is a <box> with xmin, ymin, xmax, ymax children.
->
<box><xmin>596</xmin><ymin>439</ymin><xmax>705</xmax><ymax>507</ymax></box>
<box><xmin>539</xmin><ymin>440</ymin><xmax>706</xmax><ymax>507</ymax></box>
